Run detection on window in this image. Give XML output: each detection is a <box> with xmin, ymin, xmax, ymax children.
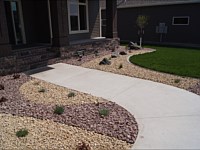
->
<box><xmin>172</xmin><ymin>16</ymin><xmax>190</xmax><ymax>25</ymax></box>
<box><xmin>68</xmin><ymin>0</ymin><xmax>89</xmax><ymax>34</ymax></box>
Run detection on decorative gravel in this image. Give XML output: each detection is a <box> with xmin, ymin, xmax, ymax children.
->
<box><xmin>20</xmin><ymin>79</ymin><xmax>106</xmax><ymax>105</ymax></box>
<box><xmin>81</xmin><ymin>47</ymin><xmax>200</xmax><ymax>95</ymax></box>
<box><xmin>0</xmin><ymin>74</ymin><xmax>138</xmax><ymax>148</ymax></box>
<box><xmin>0</xmin><ymin>114</ymin><xmax>132</xmax><ymax>150</ymax></box>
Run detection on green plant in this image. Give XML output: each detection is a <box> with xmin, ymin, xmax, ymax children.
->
<box><xmin>38</xmin><ymin>88</ymin><xmax>46</xmax><ymax>93</ymax></box>
<box><xmin>174</xmin><ymin>79</ymin><xmax>181</xmax><ymax>83</ymax></box>
<box><xmin>99</xmin><ymin>108</ymin><xmax>109</xmax><ymax>117</ymax></box>
<box><xmin>118</xmin><ymin>63</ymin><xmax>123</xmax><ymax>69</ymax></box>
<box><xmin>68</xmin><ymin>92</ymin><xmax>75</xmax><ymax>98</ymax></box>
<box><xmin>16</xmin><ymin>129</ymin><xmax>28</xmax><ymax>137</ymax></box>
<box><xmin>94</xmin><ymin>50</ymin><xmax>99</xmax><ymax>56</ymax></box>
<box><xmin>54</xmin><ymin>106</ymin><xmax>64</xmax><ymax>115</ymax></box>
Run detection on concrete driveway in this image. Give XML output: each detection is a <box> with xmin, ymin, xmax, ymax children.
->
<box><xmin>29</xmin><ymin>63</ymin><xmax>200</xmax><ymax>149</ymax></box>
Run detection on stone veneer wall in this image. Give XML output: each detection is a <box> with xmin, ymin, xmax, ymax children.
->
<box><xmin>0</xmin><ymin>38</ymin><xmax>119</xmax><ymax>76</ymax></box>
<box><xmin>0</xmin><ymin>56</ymin><xmax>17</xmax><ymax>76</ymax></box>
<box><xmin>60</xmin><ymin>38</ymin><xmax>120</xmax><ymax>58</ymax></box>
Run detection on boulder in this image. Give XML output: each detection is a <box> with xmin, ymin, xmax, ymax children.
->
<box><xmin>99</xmin><ymin>58</ymin><xmax>111</xmax><ymax>65</ymax></box>
<box><xmin>128</xmin><ymin>41</ymin><xmax>142</xmax><ymax>50</ymax></box>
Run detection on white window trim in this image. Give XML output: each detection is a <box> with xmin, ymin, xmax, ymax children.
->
<box><xmin>172</xmin><ymin>16</ymin><xmax>190</xmax><ymax>26</ymax></box>
<box><xmin>68</xmin><ymin>0</ymin><xmax>89</xmax><ymax>34</ymax></box>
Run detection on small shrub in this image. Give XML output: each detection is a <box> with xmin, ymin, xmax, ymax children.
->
<box><xmin>38</xmin><ymin>88</ymin><xmax>46</xmax><ymax>93</ymax></box>
<box><xmin>0</xmin><ymin>84</ymin><xmax>4</xmax><ymax>90</ymax></box>
<box><xmin>76</xmin><ymin>142</ymin><xmax>91</xmax><ymax>150</ymax></box>
<box><xmin>94</xmin><ymin>50</ymin><xmax>99</xmax><ymax>56</ymax></box>
<box><xmin>13</xmin><ymin>74</ymin><xmax>20</xmax><ymax>79</ymax></box>
<box><xmin>118</xmin><ymin>63</ymin><xmax>123</xmax><ymax>69</ymax></box>
<box><xmin>54</xmin><ymin>106</ymin><xmax>64</xmax><ymax>115</ymax></box>
<box><xmin>0</xmin><ymin>97</ymin><xmax>7</xmax><ymax>103</ymax></box>
<box><xmin>16</xmin><ymin>129</ymin><xmax>28</xmax><ymax>137</ymax></box>
<box><xmin>99</xmin><ymin>108</ymin><xmax>109</xmax><ymax>117</ymax></box>
<box><xmin>174</xmin><ymin>79</ymin><xmax>181</xmax><ymax>83</ymax></box>
<box><xmin>68</xmin><ymin>92</ymin><xmax>75</xmax><ymax>98</ymax></box>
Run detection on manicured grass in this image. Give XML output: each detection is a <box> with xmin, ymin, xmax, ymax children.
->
<box><xmin>129</xmin><ymin>46</ymin><xmax>200</xmax><ymax>78</ymax></box>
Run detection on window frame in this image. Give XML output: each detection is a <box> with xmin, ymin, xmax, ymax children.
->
<box><xmin>68</xmin><ymin>0</ymin><xmax>89</xmax><ymax>34</ymax></box>
<box><xmin>172</xmin><ymin>16</ymin><xmax>190</xmax><ymax>26</ymax></box>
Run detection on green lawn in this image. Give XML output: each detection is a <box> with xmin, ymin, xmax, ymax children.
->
<box><xmin>129</xmin><ymin>46</ymin><xmax>200</xmax><ymax>78</ymax></box>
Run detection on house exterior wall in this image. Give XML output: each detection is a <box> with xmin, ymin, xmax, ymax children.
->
<box><xmin>69</xmin><ymin>0</ymin><xmax>100</xmax><ymax>41</ymax></box>
<box><xmin>102</xmin><ymin>3</ymin><xmax>200</xmax><ymax>46</ymax></box>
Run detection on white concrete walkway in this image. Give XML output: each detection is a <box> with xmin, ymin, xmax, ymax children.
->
<box><xmin>29</xmin><ymin>63</ymin><xmax>200</xmax><ymax>149</ymax></box>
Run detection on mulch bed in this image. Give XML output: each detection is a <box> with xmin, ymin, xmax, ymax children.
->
<box><xmin>0</xmin><ymin>73</ymin><xmax>138</xmax><ymax>144</ymax></box>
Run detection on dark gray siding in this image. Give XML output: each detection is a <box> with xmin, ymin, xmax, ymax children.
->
<box><xmin>69</xmin><ymin>0</ymin><xmax>100</xmax><ymax>42</ymax></box>
<box><xmin>102</xmin><ymin>3</ymin><xmax>200</xmax><ymax>45</ymax></box>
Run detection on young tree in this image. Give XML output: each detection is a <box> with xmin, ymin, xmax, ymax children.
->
<box><xmin>136</xmin><ymin>15</ymin><xmax>148</xmax><ymax>47</ymax></box>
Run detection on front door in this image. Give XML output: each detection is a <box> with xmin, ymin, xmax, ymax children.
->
<box><xmin>4</xmin><ymin>0</ymin><xmax>26</xmax><ymax>45</ymax></box>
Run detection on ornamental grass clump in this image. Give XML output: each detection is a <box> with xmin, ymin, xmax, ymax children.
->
<box><xmin>68</xmin><ymin>92</ymin><xmax>75</xmax><ymax>98</ymax></box>
<box><xmin>16</xmin><ymin>129</ymin><xmax>28</xmax><ymax>137</ymax></box>
<box><xmin>38</xmin><ymin>88</ymin><xmax>46</xmax><ymax>93</ymax></box>
<box><xmin>174</xmin><ymin>79</ymin><xmax>181</xmax><ymax>83</ymax></box>
<box><xmin>99</xmin><ymin>108</ymin><xmax>109</xmax><ymax>117</ymax></box>
<box><xmin>54</xmin><ymin>106</ymin><xmax>64</xmax><ymax>115</ymax></box>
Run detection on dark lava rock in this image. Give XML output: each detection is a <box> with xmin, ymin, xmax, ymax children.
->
<box><xmin>119</xmin><ymin>51</ymin><xmax>127</xmax><ymax>55</ymax></box>
<box><xmin>111</xmin><ymin>52</ymin><xmax>118</xmax><ymax>58</ymax></box>
<box><xmin>13</xmin><ymin>74</ymin><xmax>20</xmax><ymax>79</ymax></box>
<box><xmin>0</xmin><ymin>97</ymin><xmax>7</xmax><ymax>103</ymax></box>
<box><xmin>0</xmin><ymin>84</ymin><xmax>4</xmax><ymax>90</ymax></box>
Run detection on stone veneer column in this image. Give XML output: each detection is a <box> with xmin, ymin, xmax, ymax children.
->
<box><xmin>50</xmin><ymin>0</ymin><xmax>69</xmax><ymax>47</ymax></box>
<box><xmin>106</xmin><ymin>0</ymin><xmax>118</xmax><ymax>38</ymax></box>
<box><xmin>0</xmin><ymin>0</ymin><xmax>12</xmax><ymax>57</ymax></box>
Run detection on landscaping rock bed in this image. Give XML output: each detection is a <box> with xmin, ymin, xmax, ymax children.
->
<box><xmin>0</xmin><ymin>114</ymin><xmax>132</xmax><ymax>150</ymax></box>
<box><xmin>0</xmin><ymin>73</ymin><xmax>138</xmax><ymax>149</ymax></box>
<box><xmin>20</xmin><ymin>79</ymin><xmax>106</xmax><ymax>105</ymax></box>
<box><xmin>81</xmin><ymin>47</ymin><xmax>200</xmax><ymax>95</ymax></box>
